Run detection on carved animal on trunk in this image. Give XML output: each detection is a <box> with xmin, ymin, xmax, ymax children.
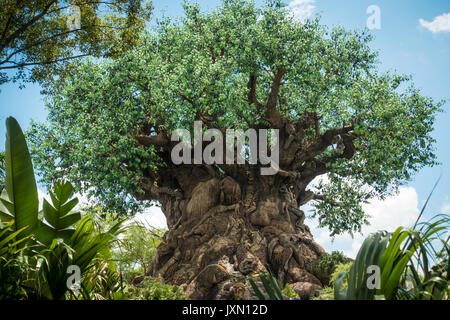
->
<box><xmin>219</xmin><ymin>176</ymin><xmax>241</xmax><ymax>206</ymax></box>
<box><xmin>280</xmin><ymin>185</ymin><xmax>305</xmax><ymax>228</ymax></box>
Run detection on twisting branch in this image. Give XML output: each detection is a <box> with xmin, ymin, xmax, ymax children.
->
<box><xmin>247</xmin><ymin>73</ymin><xmax>263</xmax><ymax>108</ymax></box>
<box><xmin>135</xmin><ymin>134</ymin><xmax>170</xmax><ymax>148</ymax></box>
<box><xmin>264</xmin><ymin>67</ymin><xmax>286</xmax><ymax>128</ymax></box>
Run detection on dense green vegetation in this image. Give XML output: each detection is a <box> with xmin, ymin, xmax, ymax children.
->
<box><xmin>27</xmin><ymin>0</ymin><xmax>442</xmax><ymax>238</ymax></box>
<box><xmin>334</xmin><ymin>215</ymin><xmax>449</xmax><ymax>300</ymax></box>
<box><xmin>0</xmin><ymin>0</ymin><xmax>153</xmax><ymax>88</ymax></box>
<box><xmin>0</xmin><ymin>117</ymin><xmax>184</xmax><ymax>300</ymax></box>
<box><xmin>251</xmin><ymin>212</ymin><xmax>449</xmax><ymax>300</ymax></box>
<box><xmin>0</xmin><ymin>0</ymin><xmax>447</xmax><ymax>301</ymax></box>
<box><xmin>311</xmin><ymin>251</ymin><xmax>351</xmax><ymax>285</ymax></box>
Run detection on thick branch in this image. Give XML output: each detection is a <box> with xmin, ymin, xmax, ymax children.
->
<box><xmin>0</xmin><ymin>53</ymin><xmax>90</xmax><ymax>70</ymax></box>
<box><xmin>295</xmin><ymin>124</ymin><xmax>354</xmax><ymax>165</ymax></box>
<box><xmin>264</xmin><ymin>67</ymin><xmax>286</xmax><ymax>128</ymax></box>
<box><xmin>135</xmin><ymin>134</ymin><xmax>170</xmax><ymax>148</ymax></box>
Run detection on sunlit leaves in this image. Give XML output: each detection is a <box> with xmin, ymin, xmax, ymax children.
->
<box><xmin>27</xmin><ymin>0</ymin><xmax>442</xmax><ymax>231</ymax></box>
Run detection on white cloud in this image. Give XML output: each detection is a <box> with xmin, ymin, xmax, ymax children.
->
<box><xmin>308</xmin><ymin>186</ymin><xmax>420</xmax><ymax>259</ymax></box>
<box><xmin>441</xmin><ymin>203</ymin><xmax>450</xmax><ymax>214</ymax></box>
<box><xmin>419</xmin><ymin>13</ymin><xmax>450</xmax><ymax>33</ymax></box>
<box><xmin>287</xmin><ymin>0</ymin><xmax>316</xmax><ymax>22</ymax></box>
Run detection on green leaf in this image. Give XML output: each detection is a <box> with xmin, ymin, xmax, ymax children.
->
<box><xmin>0</xmin><ymin>117</ymin><xmax>38</xmax><ymax>239</ymax></box>
<box><xmin>38</xmin><ymin>180</ymin><xmax>81</xmax><ymax>244</ymax></box>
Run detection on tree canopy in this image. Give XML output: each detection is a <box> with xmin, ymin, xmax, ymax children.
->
<box><xmin>0</xmin><ymin>0</ymin><xmax>153</xmax><ymax>88</ymax></box>
<box><xmin>28</xmin><ymin>0</ymin><xmax>442</xmax><ymax>236</ymax></box>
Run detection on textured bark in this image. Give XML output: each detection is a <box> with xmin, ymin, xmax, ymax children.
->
<box><xmin>131</xmin><ymin>70</ymin><xmax>360</xmax><ymax>299</ymax></box>
<box><xmin>145</xmin><ymin>166</ymin><xmax>326</xmax><ymax>300</ymax></box>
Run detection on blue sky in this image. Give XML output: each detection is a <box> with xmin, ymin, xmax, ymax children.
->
<box><xmin>1</xmin><ymin>0</ymin><xmax>449</xmax><ymax>257</ymax></box>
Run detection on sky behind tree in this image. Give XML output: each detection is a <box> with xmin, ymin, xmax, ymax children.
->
<box><xmin>1</xmin><ymin>0</ymin><xmax>449</xmax><ymax>257</ymax></box>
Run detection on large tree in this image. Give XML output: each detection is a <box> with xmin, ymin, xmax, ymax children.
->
<box><xmin>0</xmin><ymin>0</ymin><xmax>153</xmax><ymax>88</ymax></box>
<box><xmin>28</xmin><ymin>0</ymin><xmax>442</xmax><ymax>299</ymax></box>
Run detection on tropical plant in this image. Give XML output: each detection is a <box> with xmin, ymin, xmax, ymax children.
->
<box><xmin>334</xmin><ymin>231</ymin><xmax>390</xmax><ymax>300</ymax></box>
<box><xmin>36</xmin><ymin>180</ymin><xmax>81</xmax><ymax>245</ymax></box>
<box><xmin>74</xmin><ymin>260</ymin><xmax>124</xmax><ymax>300</ymax></box>
<box><xmin>0</xmin><ymin>117</ymin><xmax>39</xmax><ymax>240</ymax></box>
<box><xmin>334</xmin><ymin>207</ymin><xmax>449</xmax><ymax>300</ymax></box>
<box><xmin>0</xmin><ymin>116</ymin><xmax>124</xmax><ymax>300</ymax></box>
<box><xmin>0</xmin><ymin>220</ymin><xmax>33</xmax><ymax>299</ymax></box>
<box><xmin>248</xmin><ymin>272</ymin><xmax>290</xmax><ymax>300</ymax></box>
<box><xmin>35</xmin><ymin>215</ymin><xmax>124</xmax><ymax>300</ymax></box>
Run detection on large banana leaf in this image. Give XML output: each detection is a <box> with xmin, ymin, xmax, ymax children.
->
<box><xmin>0</xmin><ymin>117</ymin><xmax>39</xmax><ymax>239</ymax></box>
<box><xmin>36</xmin><ymin>181</ymin><xmax>81</xmax><ymax>245</ymax></box>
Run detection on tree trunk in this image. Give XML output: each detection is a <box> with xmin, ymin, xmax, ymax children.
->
<box><xmin>147</xmin><ymin>168</ymin><xmax>326</xmax><ymax>300</ymax></box>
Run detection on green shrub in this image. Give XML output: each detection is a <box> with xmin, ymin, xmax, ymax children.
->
<box><xmin>334</xmin><ymin>215</ymin><xmax>449</xmax><ymax>300</ymax></box>
<box><xmin>113</xmin><ymin>222</ymin><xmax>165</xmax><ymax>282</ymax></box>
<box><xmin>313</xmin><ymin>262</ymin><xmax>352</xmax><ymax>300</ymax></box>
<box><xmin>125</xmin><ymin>277</ymin><xmax>187</xmax><ymax>300</ymax></box>
<box><xmin>330</xmin><ymin>262</ymin><xmax>353</xmax><ymax>290</ymax></box>
<box><xmin>0</xmin><ymin>117</ymin><xmax>124</xmax><ymax>300</ymax></box>
<box><xmin>281</xmin><ymin>283</ymin><xmax>298</xmax><ymax>299</ymax></box>
<box><xmin>311</xmin><ymin>251</ymin><xmax>350</xmax><ymax>285</ymax></box>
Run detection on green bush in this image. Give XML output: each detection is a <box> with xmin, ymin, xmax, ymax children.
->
<box><xmin>0</xmin><ymin>117</ymin><xmax>124</xmax><ymax>300</ymax></box>
<box><xmin>113</xmin><ymin>222</ymin><xmax>165</xmax><ymax>282</ymax></box>
<box><xmin>313</xmin><ymin>262</ymin><xmax>352</xmax><ymax>300</ymax></box>
<box><xmin>311</xmin><ymin>251</ymin><xmax>350</xmax><ymax>285</ymax></box>
<box><xmin>334</xmin><ymin>214</ymin><xmax>449</xmax><ymax>300</ymax></box>
<box><xmin>125</xmin><ymin>277</ymin><xmax>187</xmax><ymax>300</ymax></box>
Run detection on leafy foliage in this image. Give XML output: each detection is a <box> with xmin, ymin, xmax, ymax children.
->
<box><xmin>36</xmin><ymin>180</ymin><xmax>81</xmax><ymax>245</ymax></box>
<box><xmin>334</xmin><ymin>231</ymin><xmax>390</xmax><ymax>300</ymax></box>
<box><xmin>113</xmin><ymin>221</ymin><xmax>164</xmax><ymax>281</ymax></box>
<box><xmin>334</xmin><ymin>214</ymin><xmax>449</xmax><ymax>300</ymax></box>
<box><xmin>313</xmin><ymin>262</ymin><xmax>352</xmax><ymax>300</ymax></box>
<box><xmin>124</xmin><ymin>277</ymin><xmax>187</xmax><ymax>300</ymax></box>
<box><xmin>0</xmin><ymin>220</ymin><xmax>33</xmax><ymax>299</ymax></box>
<box><xmin>27</xmin><ymin>0</ymin><xmax>442</xmax><ymax>237</ymax></box>
<box><xmin>0</xmin><ymin>0</ymin><xmax>153</xmax><ymax>88</ymax></box>
<box><xmin>0</xmin><ymin>117</ymin><xmax>39</xmax><ymax>240</ymax></box>
<box><xmin>311</xmin><ymin>251</ymin><xmax>350</xmax><ymax>285</ymax></box>
<box><xmin>0</xmin><ymin>116</ymin><xmax>124</xmax><ymax>300</ymax></box>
